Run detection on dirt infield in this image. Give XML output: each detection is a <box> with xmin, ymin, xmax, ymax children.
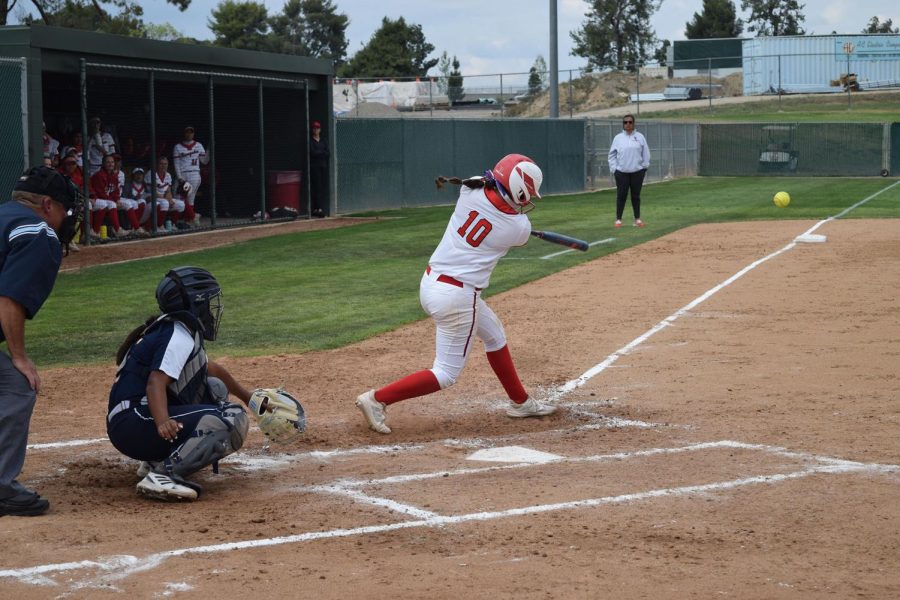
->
<box><xmin>2</xmin><ymin>218</ymin><xmax>898</xmax><ymax>599</ymax></box>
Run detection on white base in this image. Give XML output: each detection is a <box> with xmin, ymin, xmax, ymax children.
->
<box><xmin>795</xmin><ymin>234</ymin><xmax>827</xmax><ymax>243</ymax></box>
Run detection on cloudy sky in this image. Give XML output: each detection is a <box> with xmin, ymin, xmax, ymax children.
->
<box><xmin>23</xmin><ymin>1</ymin><xmax>900</xmax><ymax>75</ymax></box>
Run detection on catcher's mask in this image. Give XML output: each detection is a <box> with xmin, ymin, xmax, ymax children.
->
<box><xmin>489</xmin><ymin>153</ymin><xmax>543</xmax><ymax>213</ymax></box>
<box><xmin>156</xmin><ymin>266</ymin><xmax>224</xmax><ymax>341</ymax></box>
<box><xmin>14</xmin><ymin>165</ymin><xmax>85</xmax><ymax>250</ymax></box>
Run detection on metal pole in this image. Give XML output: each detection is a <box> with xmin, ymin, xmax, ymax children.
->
<box><xmin>847</xmin><ymin>50</ymin><xmax>852</xmax><ymax>110</ymax></box>
<box><xmin>500</xmin><ymin>73</ymin><xmax>504</xmax><ymax>119</ymax></box>
<box><xmin>208</xmin><ymin>75</ymin><xmax>216</xmax><ymax>228</ymax></box>
<box><xmin>568</xmin><ymin>69</ymin><xmax>573</xmax><ymax>118</ymax></box>
<box><xmin>778</xmin><ymin>55</ymin><xmax>782</xmax><ymax>111</ymax></box>
<box><xmin>19</xmin><ymin>57</ymin><xmax>28</xmax><ymax>169</ymax></box>
<box><xmin>149</xmin><ymin>70</ymin><xmax>158</xmax><ymax>234</ymax></box>
<box><xmin>549</xmin><ymin>0</ymin><xmax>559</xmax><ymax>118</ymax></box>
<box><xmin>636</xmin><ymin>63</ymin><xmax>640</xmax><ymax>116</ymax></box>
<box><xmin>708</xmin><ymin>58</ymin><xmax>713</xmax><ymax>111</ymax></box>
<box><xmin>429</xmin><ymin>77</ymin><xmax>433</xmax><ymax>117</ymax></box>
<box><xmin>79</xmin><ymin>59</ymin><xmax>91</xmax><ymax>244</ymax></box>
<box><xmin>304</xmin><ymin>80</ymin><xmax>311</xmax><ymax>219</ymax></box>
<box><xmin>258</xmin><ymin>79</ymin><xmax>266</xmax><ymax>220</ymax></box>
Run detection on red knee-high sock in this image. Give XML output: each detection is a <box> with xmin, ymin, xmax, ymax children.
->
<box><xmin>126</xmin><ymin>208</ymin><xmax>140</xmax><ymax>230</ymax></box>
<box><xmin>375</xmin><ymin>370</ymin><xmax>441</xmax><ymax>405</ymax></box>
<box><xmin>184</xmin><ymin>204</ymin><xmax>195</xmax><ymax>221</ymax></box>
<box><xmin>107</xmin><ymin>208</ymin><xmax>121</xmax><ymax>230</ymax></box>
<box><xmin>486</xmin><ymin>345</ymin><xmax>528</xmax><ymax>403</ymax></box>
<box><xmin>170</xmin><ymin>211</ymin><xmax>181</xmax><ymax>223</ymax></box>
<box><xmin>91</xmin><ymin>211</ymin><xmax>104</xmax><ymax>233</ymax></box>
<box><xmin>157</xmin><ymin>205</ymin><xmax>166</xmax><ymax>227</ymax></box>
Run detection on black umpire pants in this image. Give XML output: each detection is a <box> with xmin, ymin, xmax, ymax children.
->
<box><xmin>614</xmin><ymin>169</ymin><xmax>646</xmax><ymax>220</ymax></box>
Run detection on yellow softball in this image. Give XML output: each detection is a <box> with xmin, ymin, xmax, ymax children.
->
<box><xmin>773</xmin><ymin>191</ymin><xmax>791</xmax><ymax>208</ymax></box>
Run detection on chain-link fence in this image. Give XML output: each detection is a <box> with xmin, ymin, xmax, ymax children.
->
<box><xmin>699</xmin><ymin>122</ymin><xmax>890</xmax><ymax>177</ymax></box>
<box><xmin>335</xmin><ymin>118</ymin><xmax>585</xmax><ymax>212</ymax></box>
<box><xmin>39</xmin><ymin>61</ymin><xmax>313</xmax><ymax>242</ymax></box>
<box><xmin>0</xmin><ymin>57</ymin><xmax>27</xmax><ymax>198</ymax></box>
<box><xmin>585</xmin><ymin>120</ymin><xmax>699</xmax><ymax>189</ymax></box>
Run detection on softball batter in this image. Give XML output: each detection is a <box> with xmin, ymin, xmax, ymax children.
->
<box><xmin>356</xmin><ymin>154</ymin><xmax>556</xmax><ymax>434</ymax></box>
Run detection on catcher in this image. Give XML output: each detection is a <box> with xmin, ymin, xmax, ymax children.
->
<box><xmin>106</xmin><ymin>266</ymin><xmax>305</xmax><ymax>502</ymax></box>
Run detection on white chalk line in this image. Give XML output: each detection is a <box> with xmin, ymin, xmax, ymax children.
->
<box><xmin>548</xmin><ymin>179</ymin><xmax>900</xmax><ymax>402</ymax></box>
<box><xmin>27</xmin><ymin>412</ymin><xmax>667</xmax><ymax>458</ymax></box>
<box><xmin>541</xmin><ymin>237</ymin><xmax>615</xmax><ymax>259</ymax></box>
<box><xmin>3</xmin><ymin>446</ymin><xmax>895</xmax><ymax>585</ymax></box>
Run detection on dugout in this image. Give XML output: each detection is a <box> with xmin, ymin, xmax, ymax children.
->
<box><xmin>0</xmin><ymin>24</ymin><xmax>334</xmax><ymax>229</ymax></box>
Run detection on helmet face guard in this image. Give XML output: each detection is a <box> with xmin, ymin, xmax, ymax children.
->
<box><xmin>14</xmin><ymin>166</ymin><xmax>85</xmax><ymax>251</ymax></box>
<box><xmin>156</xmin><ymin>267</ymin><xmax>224</xmax><ymax>341</ymax></box>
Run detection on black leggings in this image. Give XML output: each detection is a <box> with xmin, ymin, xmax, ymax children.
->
<box><xmin>614</xmin><ymin>169</ymin><xmax>646</xmax><ymax>220</ymax></box>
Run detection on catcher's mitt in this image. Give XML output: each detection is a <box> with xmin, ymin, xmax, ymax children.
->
<box><xmin>248</xmin><ymin>388</ymin><xmax>306</xmax><ymax>443</ymax></box>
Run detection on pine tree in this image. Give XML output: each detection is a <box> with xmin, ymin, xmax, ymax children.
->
<box><xmin>685</xmin><ymin>0</ymin><xmax>743</xmax><ymax>38</ymax></box>
<box><xmin>571</xmin><ymin>0</ymin><xmax>661</xmax><ymax>71</ymax></box>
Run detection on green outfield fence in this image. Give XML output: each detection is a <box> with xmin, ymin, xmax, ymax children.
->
<box><xmin>699</xmin><ymin>123</ymin><xmax>892</xmax><ymax>177</ymax></box>
<box><xmin>0</xmin><ymin>57</ymin><xmax>27</xmax><ymax>197</ymax></box>
<box><xmin>335</xmin><ymin>118</ymin><xmax>586</xmax><ymax>212</ymax></box>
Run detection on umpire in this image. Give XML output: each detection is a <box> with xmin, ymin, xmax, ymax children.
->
<box><xmin>0</xmin><ymin>166</ymin><xmax>81</xmax><ymax>516</ymax></box>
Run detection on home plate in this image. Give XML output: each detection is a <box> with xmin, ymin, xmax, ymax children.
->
<box><xmin>795</xmin><ymin>233</ymin><xmax>826</xmax><ymax>243</ymax></box>
<box><xmin>467</xmin><ymin>446</ymin><xmax>563</xmax><ymax>463</ymax></box>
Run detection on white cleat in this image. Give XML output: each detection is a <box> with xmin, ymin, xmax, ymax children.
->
<box><xmin>136</xmin><ymin>472</ymin><xmax>199</xmax><ymax>502</ymax></box>
<box><xmin>506</xmin><ymin>397</ymin><xmax>557</xmax><ymax>418</ymax></box>
<box><xmin>356</xmin><ymin>390</ymin><xmax>391</xmax><ymax>434</ymax></box>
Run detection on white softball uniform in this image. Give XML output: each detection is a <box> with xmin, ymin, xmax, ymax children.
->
<box><xmin>87</xmin><ymin>132</ymin><xmax>117</xmax><ymax>175</ymax></box>
<box><xmin>420</xmin><ymin>183</ymin><xmax>531</xmax><ymax>388</ymax></box>
<box><xmin>119</xmin><ymin>181</ymin><xmax>148</xmax><ymax>212</ymax></box>
<box><xmin>173</xmin><ymin>141</ymin><xmax>207</xmax><ymax>206</ymax></box>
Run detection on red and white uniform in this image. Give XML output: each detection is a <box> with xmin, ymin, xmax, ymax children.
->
<box><xmin>172</xmin><ymin>141</ymin><xmax>207</xmax><ymax>206</ymax></box>
<box><xmin>88</xmin><ymin>168</ymin><xmax>123</xmax><ymax>233</ymax></box>
<box><xmin>420</xmin><ymin>182</ymin><xmax>530</xmax><ymax>388</ymax></box>
<box><xmin>120</xmin><ymin>177</ymin><xmax>148</xmax><ymax>219</ymax></box>
<box><xmin>153</xmin><ymin>171</ymin><xmax>174</xmax><ymax>213</ymax></box>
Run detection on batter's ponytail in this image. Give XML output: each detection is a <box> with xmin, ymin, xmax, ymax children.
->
<box><xmin>435</xmin><ymin>174</ymin><xmax>497</xmax><ymax>191</ymax></box>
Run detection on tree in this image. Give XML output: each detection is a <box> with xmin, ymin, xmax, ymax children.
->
<box><xmin>435</xmin><ymin>51</ymin><xmax>451</xmax><ymax>94</ymax></box>
<box><xmin>740</xmin><ymin>0</ymin><xmax>805</xmax><ymax>36</ymax></box>
<box><xmin>144</xmin><ymin>22</ymin><xmax>184</xmax><ymax>41</ymax></box>
<box><xmin>447</xmin><ymin>55</ymin><xmax>463</xmax><ymax>104</ymax></box>
<box><xmin>268</xmin><ymin>0</ymin><xmax>349</xmax><ymax>62</ymax></box>
<box><xmin>4</xmin><ymin>0</ymin><xmax>191</xmax><ymax>27</ymax></box>
<box><xmin>653</xmin><ymin>39</ymin><xmax>670</xmax><ymax>65</ymax></box>
<box><xmin>863</xmin><ymin>16</ymin><xmax>898</xmax><ymax>34</ymax></box>
<box><xmin>533</xmin><ymin>54</ymin><xmax>548</xmax><ymax>88</ymax></box>
<box><xmin>338</xmin><ymin>16</ymin><xmax>437</xmax><ymax>78</ymax></box>
<box><xmin>571</xmin><ymin>0</ymin><xmax>661</xmax><ymax>71</ymax></box>
<box><xmin>527</xmin><ymin>66</ymin><xmax>541</xmax><ymax>97</ymax></box>
<box><xmin>685</xmin><ymin>0</ymin><xmax>743</xmax><ymax>38</ymax></box>
<box><xmin>208</xmin><ymin>0</ymin><xmax>270</xmax><ymax>51</ymax></box>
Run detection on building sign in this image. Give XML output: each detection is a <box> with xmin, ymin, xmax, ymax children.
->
<box><xmin>835</xmin><ymin>36</ymin><xmax>900</xmax><ymax>61</ymax></box>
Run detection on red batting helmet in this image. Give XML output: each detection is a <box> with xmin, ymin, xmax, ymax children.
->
<box><xmin>491</xmin><ymin>153</ymin><xmax>543</xmax><ymax>212</ymax></box>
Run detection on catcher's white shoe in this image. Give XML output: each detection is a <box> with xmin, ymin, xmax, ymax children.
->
<box><xmin>356</xmin><ymin>390</ymin><xmax>391</xmax><ymax>434</ymax></box>
<box><xmin>506</xmin><ymin>397</ymin><xmax>557</xmax><ymax>418</ymax></box>
<box><xmin>136</xmin><ymin>472</ymin><xmax>199</xmax><ymax>502</ymax></box>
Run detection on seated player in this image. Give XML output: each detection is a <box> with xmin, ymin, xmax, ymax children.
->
<box><xmin>106</xmin><ymin>266</ymin><xmax>253</xmax><ymax>502</ymax></box>
<box><xmin>89</xmin><ymin>153</ymin><xmax>126</xmax><ymax>239</ymax></box>
<box><xmin>125</xmin><ymin>167</ymin><xmax>154</xmax><ymax>229</ymax></box>
<box><xmin>154</xmin><ymin>156</ymin><xmax>176</xmax><ymax>231</ymax></box>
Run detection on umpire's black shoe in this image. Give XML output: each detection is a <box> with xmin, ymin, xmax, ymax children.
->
<box><xmin>0</xmin><ymin>491</ymin><xmax>50</xmax><ymax>516</ymax></box>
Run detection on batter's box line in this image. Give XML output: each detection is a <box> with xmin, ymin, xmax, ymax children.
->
<box><xmin>3</xmin><ymin>456</ymin><xmax>896</xmax><ymax>589</ymax></box>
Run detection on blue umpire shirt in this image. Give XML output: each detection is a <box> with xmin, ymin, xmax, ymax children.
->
<box><xmin>0</xmin><ymin>201</ymin><xmax>62</xmax><ymax>341</ymax></box>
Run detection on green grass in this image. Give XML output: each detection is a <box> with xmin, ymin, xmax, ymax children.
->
<box><xmin>33</xmin><ymin>176</ymin><xmax>900</xmax><ymax>367</ymax></box>
<box><xmin>640</xmin><ymin>91</ymin><xmax>900</xmax><ymax>122</ymax></box>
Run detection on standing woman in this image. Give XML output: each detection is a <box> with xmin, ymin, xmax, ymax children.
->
<box><xmin>309</xmin><ymin>120</ymin><xmax>329</xmax><ymax>217</ymax></box>
<box><xmin>608</xmin><ymin>114</ymin><xmax>650</xmax><ymax>228</ymax></box>
<box><xmin>355</xmin><ymin>154</ymin><xmax>556</xmax><ymax>435</ymax></box>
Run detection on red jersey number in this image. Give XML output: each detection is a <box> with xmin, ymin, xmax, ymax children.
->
<box><xmin>457</xmin><ymin>210</ymin><xmax>493</xmax><ymax>247</ymax></box>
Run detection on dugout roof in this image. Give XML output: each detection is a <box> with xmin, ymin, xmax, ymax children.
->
<box><xmin>0</xmin><ymin>24</ymin><xmax>333</xmax><ymax>167</ymax></box>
